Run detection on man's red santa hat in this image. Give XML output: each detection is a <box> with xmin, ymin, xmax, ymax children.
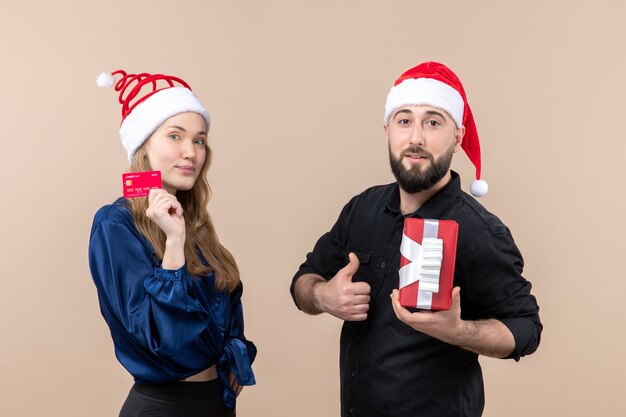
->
<box><xmin>384</xmin><ymin>61</ymin><xmax>488</xmax><ymax>197</ymax></box>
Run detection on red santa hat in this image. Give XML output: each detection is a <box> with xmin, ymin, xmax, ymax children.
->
<box><xmin>96</xmin><ymin>70</ymin><xmax>210</xmax><ymax>162</ymax></box>
<box><xmin>384</xmin><ymin>61</ymin><xmax>488</xmax><ymax>197</ymax></box>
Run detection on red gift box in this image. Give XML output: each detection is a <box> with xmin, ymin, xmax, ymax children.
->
<box><xmin>398</xmin><ymin>218</ymin><xmax>458</xmax><ymax>310</ymax></box>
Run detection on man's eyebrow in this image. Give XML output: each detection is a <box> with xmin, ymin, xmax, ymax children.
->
<box><xmin>393</xmin><ymin>109</ymin><xmax>413</xmax><ymax>118</ymax></box>
<box><xmin>424</xmin><ymin>110</ymin><xmax>447</xmax><ymax>119</ymax></box>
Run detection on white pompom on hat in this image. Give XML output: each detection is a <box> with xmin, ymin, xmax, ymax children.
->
<box><xmin>96</xmin><ymin>72</ymin><xmax>116</xmax><ymax>88</ymax></box>
<box><xmin>96</xmin><ymin>70</ymin><xmax>210</xmax><ymax>162</ymax></box>
<box><xmin>384</xmin><ymin>61</ymin><xmax>488</xmax><ymax>197</ymax></box>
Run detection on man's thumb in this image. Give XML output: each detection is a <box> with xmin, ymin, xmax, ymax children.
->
<box><xmin>340</xmin><ymin>252</ymin><xmax>360</xmax><ymax>280</ymax></box>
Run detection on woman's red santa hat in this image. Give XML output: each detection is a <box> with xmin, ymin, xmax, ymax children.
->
<box><xmin>384</xmin><ymin>61</ymin><xmax>488</xmax><ymax>197</ymax></box>
<box><xmin>96</xmin><ymin>70</ymin><xmax>210</xmax><ymax>162</ymax></box>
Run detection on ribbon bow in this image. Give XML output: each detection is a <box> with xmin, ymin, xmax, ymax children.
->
<box><xmin>398</xmin><ymin>219</ymin><xmax>443</xmax><ymax>309</ymax></box>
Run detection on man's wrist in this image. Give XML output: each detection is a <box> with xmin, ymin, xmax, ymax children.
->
<box><xmin>456</xmin><ymin>320</ymin><xmax>478</xmax><ymax>348</ymax></box>
<box><xmin>295</xmin><ymin>274</ymin><xmax>328</xmax><ymax>315</ymax></box>
<box><xmin>311</xmin><ymin>279</ymin><xmax>327</xmax><ymax>313</ymax></box>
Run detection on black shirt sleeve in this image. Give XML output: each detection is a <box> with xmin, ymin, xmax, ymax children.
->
<box><xmin>459</xmin><ymin>228</ymin><xmax>542</xmax><ymax>361</ymax></box>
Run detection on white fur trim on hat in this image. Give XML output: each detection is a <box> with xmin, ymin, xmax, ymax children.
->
<box><xmin>384</xmin><ymin>78</ymin><xmax>464</xmax><ymax>127</ymax></box>
<box><xmin>119</xmin><ymin>87</ymin><xmax>210</xmax><ymax>162</ymax></box>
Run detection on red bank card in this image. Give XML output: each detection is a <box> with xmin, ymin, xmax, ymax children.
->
<box><xmin>122</xmin><ymin>171</ymin><xmax>162</xmax><ymax>198</ymax></box>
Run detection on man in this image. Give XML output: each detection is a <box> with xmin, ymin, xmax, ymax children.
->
<box><xmin>290</xmin><ymin>62</ymin><xmax>542</xmax><ymax>417</ymax></box>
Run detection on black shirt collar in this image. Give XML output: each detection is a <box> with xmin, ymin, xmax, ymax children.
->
<box><xmin>385</xmin><ymin>171</ymin><xmax>462</xmax><ymax>219</ymax></box>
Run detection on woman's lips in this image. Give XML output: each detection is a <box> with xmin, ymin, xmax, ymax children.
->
<box><xmin>176</xmin><ymin>165</ymin><xmax>196</xmax><ymax>173</ymax></box>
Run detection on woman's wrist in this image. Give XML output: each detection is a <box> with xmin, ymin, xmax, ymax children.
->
<box><xmin>165</xmin><ymin>233</ymin><xmax>185</xmax><ymax>248</ymax></box>
<box><xmin>162</xmin><ymin>235</ymin><xmax>186</xmax><ymax>270</ymax></box>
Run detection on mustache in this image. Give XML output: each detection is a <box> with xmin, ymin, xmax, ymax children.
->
<box><xmin>400</xmin><ymin>146</ymin><xmax>433</xmax><ymax>159</ymax></box>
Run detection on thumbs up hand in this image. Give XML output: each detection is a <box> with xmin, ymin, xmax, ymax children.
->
<box><xmin>315</xmin><ymin>253</ymin><xmax>371</xmax><ymax>321</ymax></box>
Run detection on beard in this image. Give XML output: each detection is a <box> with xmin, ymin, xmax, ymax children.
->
<box><xmin>389</xmin><ymin>143</ymin><xmax>454</xmax><ymax>193</ymax></box>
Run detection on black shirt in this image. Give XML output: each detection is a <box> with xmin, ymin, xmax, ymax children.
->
<box><xmin>290</xmin><ymin>172</ymin><xmax>542</xmax><ymax>417</ymax></box>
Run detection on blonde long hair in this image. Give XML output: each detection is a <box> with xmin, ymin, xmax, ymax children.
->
<box><xmin>127</xmin><ymin>141</ymin><xmax>240</xmax><ymax>292</ymax></box>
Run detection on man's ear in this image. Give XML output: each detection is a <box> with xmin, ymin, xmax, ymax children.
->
<box><xmin>453</xmin><ymin>126</ymin><xmax>465</xmax><ymax>153</ymax></box>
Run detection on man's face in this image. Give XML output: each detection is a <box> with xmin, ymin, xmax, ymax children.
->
<box><xmin>385</xmin><ymin>105</ymin><xmax>464</xmax><ymax>193</ymax></box>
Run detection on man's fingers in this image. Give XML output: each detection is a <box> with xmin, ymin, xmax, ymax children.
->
<box><xmin>352</xmin><ymin>294</ymin><xmax>370</xmax><ymax>305</ymax></box>
<box><xmin>324</xmin><ymin>254</ymin><xmax>371</xmax><ymax>321</ymax></box>
<box><xmin>349</xmin><ymin>313</ymin><xmax>368</xmax><ymax>321</ymax></box>
<box><xmin>390</xmin><ymin>289</ymin><xmax>402</xmax><ymax>317</ymax></box>
<box><xmin>350</xmin><ymin>302</ymin><xmax>369</xmax><ymax>314</ymax></box>
<box><xmin>390</xmin><ymin>289</ymin><xmax>413</xmax><ymax>323</ymax></box>
<box><xmin>451</xmin><ymin>286</ymin><xmax>461</xmax><ymax>306</ymax></box>
<box><xmin>351</xmin><ymin>281</ymin><xmax>371</xmax><ymax>295</ymax></box>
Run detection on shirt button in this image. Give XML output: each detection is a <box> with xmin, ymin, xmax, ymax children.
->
<box><xmin>380</xmin><ymin>262</ymin><xmax>386</xmax><ymax>268</ymax></box>
<box><xmin>351</xmin><ymin>372</ymin><xmax>356</xmax><ymax>377</ymax></box>
<box><xmin>348</xmin><ymin>407</ymin><xmax>354</xmax><ymax>414</ymax></box>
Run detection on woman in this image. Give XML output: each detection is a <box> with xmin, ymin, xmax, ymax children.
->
<box><xmin>89</xmin><ymin>70</ymin><xmax>256</xmax><ymax>417</ymax></box>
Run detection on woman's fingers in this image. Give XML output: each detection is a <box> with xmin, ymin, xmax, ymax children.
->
<box><xmin>146</xmin><ymin>189</ymin><xmax>186</xmax><ymax>238</ymax></box>
<box><xmin>147</xmin><ymin>190</ymin><xmax>182</xmax><ymax>217</ymax></box>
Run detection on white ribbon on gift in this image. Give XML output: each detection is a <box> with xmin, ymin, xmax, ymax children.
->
<box><xmin>399</xmin><ymin>219</ymin><xmax>444</xmax><ymax>309</ymax></box>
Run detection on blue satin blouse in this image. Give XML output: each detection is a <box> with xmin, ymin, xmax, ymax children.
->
<box><xmin>88</xmin><ymin>198</ymin><xmax>256</xmax><ymax>409</ymax></box>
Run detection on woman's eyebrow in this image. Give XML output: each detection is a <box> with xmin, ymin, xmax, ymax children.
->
<box><xmin>163</xmin><ymin>125</ymin><xmax>187</xmax><ymax>132</ymax></box>
<box><xmin>163</xmin><ymin>125</ymin><xmax>207</xmax><ymax>135</ymax></box>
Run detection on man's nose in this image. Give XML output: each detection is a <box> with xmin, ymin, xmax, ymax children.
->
<box><xmin>409</xmin><ymin>125</ymin><xmax>425</xmax><ymax>146</ymax></box>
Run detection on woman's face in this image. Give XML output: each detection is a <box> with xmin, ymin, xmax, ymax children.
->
<box><xmin>144</xmin><ymin>112</ymin><xmax>208</xmax><ymax>194</ymax></box>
